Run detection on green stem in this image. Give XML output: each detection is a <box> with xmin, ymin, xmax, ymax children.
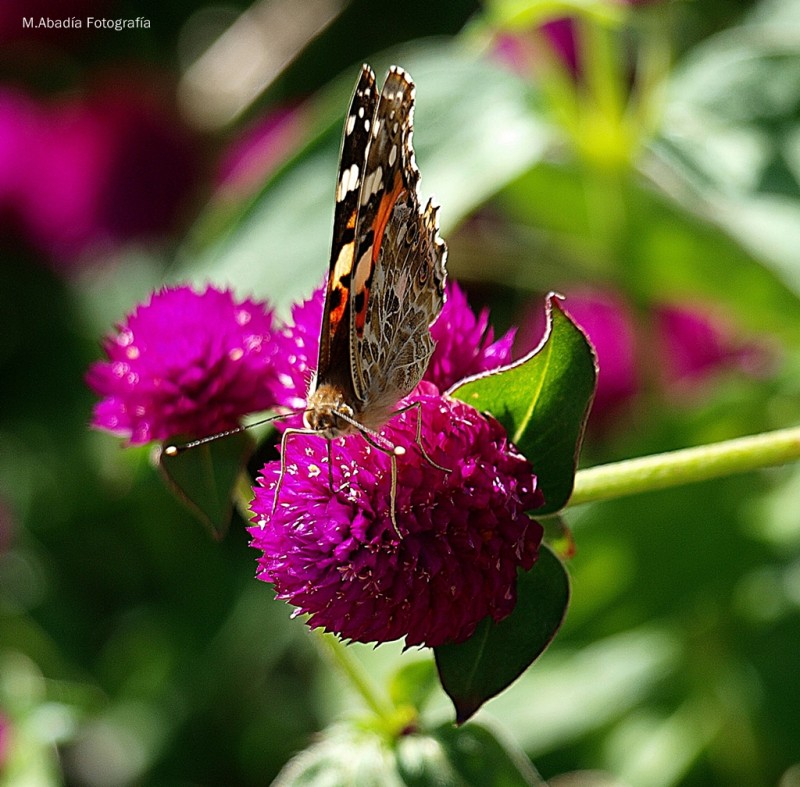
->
<box><xmin>314</xmin><ymin>630</ymin><xmax>395</xmax><ymax>722</ymax></box>
<box><xmin>569</xmin><ymin>426</ymin><xmax>800</xmax><ymax>507</ymax></box>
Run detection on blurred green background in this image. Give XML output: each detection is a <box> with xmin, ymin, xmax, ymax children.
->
<box><xmin>3</xmin><ymin>0</ymin><xmax>800</xmax><ymax>784</ymax></box>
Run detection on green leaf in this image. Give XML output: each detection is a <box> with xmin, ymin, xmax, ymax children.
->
<box><xmin>654</xmin><ymin>21</ymin><xmax>800</xmax><ymax>294</ymax></box>
<box><xmin>175</xmin><ymin>43</ymin><xmax>553</xmax><ymax>311</ymax></box>
<box><xmin>158</xmin><ymin>431</ymin><xmax>255</xmax><ymax>539</ymax></box>
<box><xmin>449</xmin><ymin>294</ymin><xmax>597</xmax><ymax>515</ymax></box>
<box><xmin>396</xmin><ymin>722</ymin><xmax>546</xmax><ymax>786</ymax></box>
<box><xmin>434</xmin><ymin>545</ymin><xmax>570</xmax><ymax>724</ymax></box>
<box><xmin>388</xmin><ymin>659</ymin><xmax>439</xmax><ymax>713</ymax></box>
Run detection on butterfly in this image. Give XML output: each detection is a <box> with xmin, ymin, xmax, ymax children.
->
<box><xmin>276</xmin><ymin>64</ymin><xmax>448</xmax><ymax>526</ymax></box>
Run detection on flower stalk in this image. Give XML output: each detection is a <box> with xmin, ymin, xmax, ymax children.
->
<box><xmin>569</xmin><ymin>426</ymin><xmax>800</xmax><ymax>507</ymax></box>
<box><xmin>314</xmin><ymin>630</ymin><xmax>396</xmax><ymax>724</ymax></box>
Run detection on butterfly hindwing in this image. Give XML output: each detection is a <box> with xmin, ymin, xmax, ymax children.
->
<box><xmin>348</xmin><ymin>67</ymin><xmax>447</xmax><ymax>411</ymax></box>
<box><xmin>316</xmin><ymin>65</ymin><xmax>378</xmax><ymax>385</ymax></box>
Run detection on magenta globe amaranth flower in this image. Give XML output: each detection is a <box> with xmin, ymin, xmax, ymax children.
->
<box><xmin>428</xmin><ymin>281</ymin><xmax>515</xmax><ymax>390</ymax></box>
<box><xmin>87</xmin><ymin>285</ymin><xmax>280</xmax><ymax>444</ymax></box>
<box><xmin>249</xmin><ymin>383</ymin><xmax>544</xmax><ymax>647</ymax></box>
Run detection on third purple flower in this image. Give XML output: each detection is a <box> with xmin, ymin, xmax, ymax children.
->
<box><xmin>87</xmin><ymin>285</ymin><xmax>281</xmax><ymax>444</ymax></box>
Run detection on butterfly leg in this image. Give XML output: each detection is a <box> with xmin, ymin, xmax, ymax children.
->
<box><xmin>360</xmin><ymin>431</ymin><xmax>401</xmax><ymax>536</ymax></box>
<box><xmin>271</xmin><ymin>427</ymin><xmax>304</xmax><ymax>516</ymax></box>
<box><xmin>326</xmin><ymin>438</ymin><xmax>334</xmax><ymax>494</ymax></box>
<box><xmin>392</xmin><ymin>400</ymin><xmax>450</xmax><ymax>474</ymax></box>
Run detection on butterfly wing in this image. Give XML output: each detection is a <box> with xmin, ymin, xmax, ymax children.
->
<box><xmin>348</xmin><ymin>67</ymin><xmax>447</xmax><ymax>411</ymax></box>
<box><xmin>315</xmin><ymin>65</ymin><xmax>378</xmax><ymax>389</ymax></box>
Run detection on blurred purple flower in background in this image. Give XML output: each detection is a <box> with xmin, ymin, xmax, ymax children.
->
<box><xmin>216</xmin><ymin>105</ymin><xmax>306</xmax><ymax>198</ymax></box>
<box><xmin>250</xmin><ymin>382</ymin><xmax>544</xmax><ymax>647</ymax></box>
<box><xmin>656</xmin><ymin>304</ymin><xmax>771</xmax><ymax>389</ymax></box>
<box><xmin>0</xmin><ymin>79</ymin><xmax>198</xmax><ymax>267</ymax></box>
<box><xmin>561</xmin><ymin>290</ymin><xmax>640</xmax><ymax>424</ymax></box>
<box><xmin>87</xmin><ymin>285</ymin><xmax>280</xmax><ymax>444</ymax></box>
<box><xmin>540</xmin><ymin>18</ymin><xmax>580</xmax><ymax>77</ymax></box>
<box><xmin>558</xmin><ymin>289</ymin><xmax>772</xmax><ymax>427</ymax></box>
<box><xmin>0</xmin><ymin>89</ymin><xmax>35</xmax><ymax>226</ymax></box>
<box><xmin>0</xmin><ymin>711</ymin><xmax>9</xmax><ymax>771</ymax></box>
<box><xmin>495</xmin><ymin>0</ymin><xmax>663</xmax><ymax>81</ymax></box>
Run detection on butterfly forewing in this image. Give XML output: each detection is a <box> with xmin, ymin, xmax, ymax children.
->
<box><xmin>307</xmin><ymin>64</ymin><xmax>447</xmax><ymax>437</ymax></box>
<box><xmin>316</xmin><ymin>65</ymin><xmax>378</xmax><ymax>386</ymax></box>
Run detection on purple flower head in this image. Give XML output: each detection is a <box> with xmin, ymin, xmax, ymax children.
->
<box><xmin>656</xmin><ymin>304</ymin><xmax>772</xmax><ymax>388</ymax></box>
<box><xmin>3</xmin><ymin>80</ymin><xmax>197</xmax><ymax>268</ymax></box>
<box><xmin>562</xmin><ymin>289</ymin><xmax>640</xmax><ymax>423</ymax></box>
<box><xmin>249</xmin><ymin>382</ymin><xmax>544</xmax><ymax>647</ymax></box>
<box><xmin>541</xmin><ymin>18</ymin><xmax>580</xmax><ymax>78</ymax></box>
<box><xmin>0</xmin><ymin>89</ymin><xmax>36</xmax><ymax>213</ymax></box>
<box><xmin>427</xmin><ymin>281</ymin><xmax>516</xmax><ymax>390</ymax></box>
<box><xmin>87</xmin><ymin>285</ymin><xmax>280</xmax><ymax>444</ymax></box>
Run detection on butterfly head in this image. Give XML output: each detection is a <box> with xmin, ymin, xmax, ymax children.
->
<box><xmin>304</xmin><ymin>383</ymin><xmax>358</xmax><ymax>439</ymax></box>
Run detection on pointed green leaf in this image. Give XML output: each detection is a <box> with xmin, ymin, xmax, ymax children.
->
<box><xmin>449</xmin><ymin>294</ymin><xmax>597</xmax><ymax>515</ymax></box>
<box><xmin>158</xmin><ymin>432</ymin><xmax>255</xmax><ymax>539</ymax></box>
<box><xmin>434</xmin><ymin>545</ymin><xmax>570</xmax><ymax>724</ymax></box>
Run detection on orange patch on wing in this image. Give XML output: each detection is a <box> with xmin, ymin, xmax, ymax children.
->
<box><xmin>328</xmin><ymin>280</ymin><xmax>348</xmax><ymax>330</ymax></box>
<box><xmin>327</xmin><ymin>209</ymin><xmax>358</xmax><ymax>333</ymax></box>
<box><xmin>352</xmin><ymin>172</ymin><xmax>406</xmax><ymax>336</ymax></box>
<box><xmin>372</xmin><ymin>171</ymin><xmax>405</xmax><ymax>264</ymax></box>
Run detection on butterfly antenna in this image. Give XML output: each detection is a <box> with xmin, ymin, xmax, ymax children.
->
<box><xmin>163</xmin><ymin>409</ymin><xmax>306</xmax><ymax>456</ymax></box>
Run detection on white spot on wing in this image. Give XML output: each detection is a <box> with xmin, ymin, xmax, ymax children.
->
<box><xmin>346</xmin><ymin>114</ymin><xmax>356</xmax><ymax>135</ymax></box>
<box><xmin>360</xmin><ymin>165</ymin><xmax>384</xmax><ymax>205</ymax></box>
<box><xmin>337</xmin><ymin>163</ymin><xmax>360</xmax><ymax>201</ymax></box>
<box><xmin>388</xmin><ymin>144</ymin><xmax>397</xmax><ymax>167</ymax></box>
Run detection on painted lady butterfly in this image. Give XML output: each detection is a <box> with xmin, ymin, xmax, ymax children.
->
<box><xmin>277</xmin><ymin>64</ymin><xmax>448</xmax><ymax>523</ymax></box>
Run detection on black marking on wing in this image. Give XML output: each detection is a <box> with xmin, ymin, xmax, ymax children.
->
<box><xmin>316</xmin><ymin>64</ymin><xmax>377</xmax><ymax>388</ymax></box>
